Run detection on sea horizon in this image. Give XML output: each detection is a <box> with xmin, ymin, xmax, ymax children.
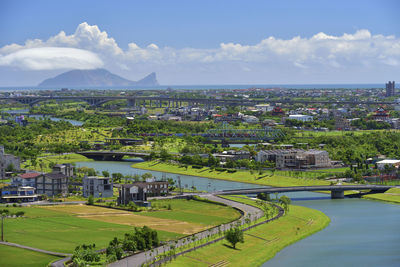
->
<box><xmin>0</xmin><ymin>83</ymin><xmax>390</xmax><ymax>91</ymax></box>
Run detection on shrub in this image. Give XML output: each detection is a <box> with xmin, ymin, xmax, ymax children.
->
<box><xmin>87</xmin><ymin>195</ymin><xmax>94</xmax><ymax>205</ymax></box>
<box><xmin>192</xmin><ymin>165</ymin><xmax>203</xmax><ymax>169</ymax></box>
<box><xmin>15</xmin><ymin>211</ymin><xmax>25</xmax><ymax>217</ymax></box>
<box><xmin>215</xmin><ymin>167</ymin><xmax>227</xmax><ymax>172</ymax></box>
<box><xmin>227</xmin><ymin>169</ymin><xmax>237</xmax><ymax>173</ymax></box>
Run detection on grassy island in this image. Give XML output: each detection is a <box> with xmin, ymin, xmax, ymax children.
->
<box><xmin>133</xmin><ymin>161</ymin><xmax>331</xmax><ymax>187</ymax></box>
<box><xmin>166</xmin><ymin>201</ymin><xmax>330</xmax><ymax>267</ymax></box>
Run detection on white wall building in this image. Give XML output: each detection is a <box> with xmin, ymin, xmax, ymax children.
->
<box><xmin>288</xmin><ymin>114</ymin><xmax>314</xmax><ymax>122</ymax></box>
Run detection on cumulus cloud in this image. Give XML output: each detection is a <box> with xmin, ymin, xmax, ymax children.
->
<box><xmin>0</xmin><ymin>22</ymin><xmax>399</xmax><ymax>83</ymax></box>
<box><xmin>0</xmin><ymin>47</ymin><xmax>103</xmax><ymax>70</ymax></box>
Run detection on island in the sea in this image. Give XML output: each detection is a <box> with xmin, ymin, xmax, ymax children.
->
<box><xmin>38</xmin><ymin>68</ymin><xmax>159</xmax><ymax>87</ymax></box>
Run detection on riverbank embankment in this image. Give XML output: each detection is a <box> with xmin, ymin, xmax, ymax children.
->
<box><xmin>133</xmin><ymin>161</ymin><xmax>331</xmax><ymax>187</ymax></box>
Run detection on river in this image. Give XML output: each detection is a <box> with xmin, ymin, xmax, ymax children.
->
<box><xmin>2</xmin><ymin>108</ymin><xmax>83</xmax><ymax>126</ymax></box>
<box><xmin>76</xmin><ymin>160</ymin><xmax>400</xmax><ymax>267</ymax></box>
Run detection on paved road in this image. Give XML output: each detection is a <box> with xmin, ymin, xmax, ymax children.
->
<box><xmin>108</xmin><ymin>194</ymin><xmax>265</xmax><ymax>267</ymax></box>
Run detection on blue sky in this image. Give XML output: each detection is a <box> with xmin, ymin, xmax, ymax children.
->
<box><xmin>0</xmin><ymin>0</ymin><xmax>399</xmax><ymax>86</ymax></box>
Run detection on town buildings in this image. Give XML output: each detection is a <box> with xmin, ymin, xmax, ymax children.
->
<box><xmin>118</xmin><ymin>180</ymin><xmax>169</xmax><ymax>205</ymax></box>
<box><xmin>376</xmin><ymin>159</ymin><xmax>400</xmax><ymax>170</ymax></box>
<box><xmin>0</xmin><ymin>186</ymin><xmax>38</xmax><ymax>203</ymax></box>
<box><xmin>0</xmin><ymin>145</ymin><xmax>20</xmax><ymax>179</ymax></box>
<box><xmin>256</xmin><ymin>149</ymin><xmax>331</xmax><ymax>169</ymax></box>
<box><xmin>36</xmin><ymin>172</ymin><xmax>69</xmax><ymax>197</ymax></box>
<box><xmin>385</xmin><ymin>81</ymin><xmax>395</xmax><ymax>97</ymax></box>
<box><xmin>82</xmin><ymin>176</ymin><xmax>113</xmax><ymax>198</ymax></box>
<box><xmin>12</xmin><ymin>172</ymin><xmax>41</xmax><ymax>187</ymax></box>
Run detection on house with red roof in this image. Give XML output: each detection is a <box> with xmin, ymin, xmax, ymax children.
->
<box><xmin>12</xmin><ymin>172</ymin><xmax>41</xmax><ymax>187</ymax></box>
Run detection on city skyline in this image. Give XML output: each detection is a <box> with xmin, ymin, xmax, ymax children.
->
<box><xmin>0</xmin><ymin>0</ymin><xmax>399</xmax><ymax>86</ymax></box>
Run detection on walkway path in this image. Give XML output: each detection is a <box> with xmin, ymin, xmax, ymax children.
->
<box><xmin>109</xmin><ymin>194</ymin><xmax>272</xmax><ymax>267</ymax></box>
<box><xmin>0</xmin><ymin>241</ymin><xmax>71</xmax><ymax>257</ymax></box>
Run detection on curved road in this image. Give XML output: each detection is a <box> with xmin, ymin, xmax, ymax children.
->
<box><xmin>108</xmin><ymin>194</ymin><xmax>265</xmax><ymax>267</ymax></box>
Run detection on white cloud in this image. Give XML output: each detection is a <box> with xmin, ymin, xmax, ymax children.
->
<box><xmin>0</xmin><ymin>47</ymin><xmax>103</xmax><ymax>70</ymax></box>
<box><xmin>0</xmin><ymin>22</ymin><xmax>399</xmax><ymax>84</ymax></box>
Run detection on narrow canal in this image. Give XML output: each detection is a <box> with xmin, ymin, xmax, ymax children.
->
<box><xmin>76</xmin><ymin>160</ymin><xmax>400</xmax><ymax>267</ymax></box>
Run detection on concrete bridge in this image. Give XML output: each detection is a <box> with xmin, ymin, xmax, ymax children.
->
<box><xmin>216</xmin><ymin>185</ymin><xmax>393</xmax><ymax>199</ymax></box>
<box><xmin>1</xmin><ymin>96</ymin><xmax>397</xmax><ymax>107</ymax></box>
<box><xmin>77</xmin><ymin>151</ymin><xmax>150</xmax><ymax>161</ymax></box>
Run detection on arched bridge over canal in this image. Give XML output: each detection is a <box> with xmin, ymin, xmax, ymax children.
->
<box><xmin>77</xmin><ymin>151</ymin><xmax>150</xmax><ymax>161</ymax></box>
<box><xmin>216</xmin><ymin>185</ymin><xmax>393</xmax><ymax>199</ymax></box>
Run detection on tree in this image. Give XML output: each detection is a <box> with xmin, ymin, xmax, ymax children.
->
<box><xmin>87</xmin><ymin>195</ymin><xmax>94</xmax><ymax>205</ymax></box>
<box><xmin>225</xmin><ymin>227</ymin><xmax>244</xmax><ymax>249</ymax></box>
<box><xmin>102</xmin><ymin>170</ymin><xmax>110</xmax><ymax>177</ymax></box>
<box><xmin>279</xmin><ymin>195</ymin><xmax>291</xmax><ymax>213</ymax></box>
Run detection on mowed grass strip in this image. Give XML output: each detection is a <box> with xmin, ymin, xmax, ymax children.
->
<box><xmin>166</xmin><ymin>205</ymin><xmax>330</xmax><ymax>267</ymax></box>
<box><xmin>141</xmin><ymin>199</ymin><xmax>241</xmax><ymax>226</ymax></box>
<box><xmin>133</xmin><ymin>161</ymin><xmax>330</xmax><ymax>187</ymax></box>
<box><xmin>362</xmin><ymin>187</ymin><xmax>400</xmax><ymax>204</ymax></box>
<box><xmin>0</xmin><ymin>244</ymin><xmax>59</xmax><ymax>267</ymax></box>
<box><xmin>2</xmin><ymin>206</ymin><xmax>182</xmax><ymax>254</ymax></box>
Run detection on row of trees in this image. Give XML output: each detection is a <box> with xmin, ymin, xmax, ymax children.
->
<box><xmin>106</xmin><ymin>226</ymin><xmax>159</xmax><ymax>261</ymax></box>
<box><xmin>72</xmin><ymin>226</ymin><xmax>159</xmax><ymax>266</ymax></box>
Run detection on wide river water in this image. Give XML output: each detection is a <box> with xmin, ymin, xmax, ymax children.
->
<box><xmin>76</xmin><ymin>161</ymin><xmax>400</xmax><ymax>267</ymax></box>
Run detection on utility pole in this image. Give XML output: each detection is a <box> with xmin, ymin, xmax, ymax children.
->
<box><xmin>1</xmin><ymin>213</ymin><xmax>5</xmax><ymax>242</ymax></box>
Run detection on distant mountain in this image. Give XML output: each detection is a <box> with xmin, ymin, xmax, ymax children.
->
<box><xmin>38</xmin><ymin>69</ymin><xmax>159</xmax><ymax>87</ymax></box>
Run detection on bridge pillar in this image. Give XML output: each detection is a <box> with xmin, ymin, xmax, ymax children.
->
<box><xmin>128</xmin><ymin>99</ymin><xmax>136</xmax><ymax>107</ymax></box>
<box><xmin>331</xmin><ymin>190</ymin><xmax>344</xmax><ymax>199</ymax></box>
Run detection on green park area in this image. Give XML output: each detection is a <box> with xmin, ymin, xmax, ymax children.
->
<box><xmin>362</xmin><ymin>187</ymin><xmax>400</xmax><ymax>204</ymax></box>
<box><xmin>133</xmin><ymin>161</ymin><xmax>332</xmax><ymax>187</ymax></box>
<box><xmin>0</xmin><ymin>198</ymin><xmax>240</xmax><ymax>264</ymax></box>
<box><xmin>22</xmin><ymin>153</ymin><xmax>92</xmax><ymax>172</ymax></box>
<box><xmin>0</xmin><ymin>245</ymin><xmax>59</xmax><ymax>267</ymax></box>
<box><xmin>166</xmin><ymin>201</ymin><xmax>330</xmax><ymax>267</ymax></box>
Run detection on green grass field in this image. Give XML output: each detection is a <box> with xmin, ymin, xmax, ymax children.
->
<box><xmin>362</xmin><ymin>187</ymin><xmax>400</xmax><ymax>204</ymax></box>
<box><xmin>142</xmin><ymin>198</ymin><xmax>241</xmax><ymax>226</ymax></box>
<box><xmin>23</xmin><ymin>153</ymin><xmax>93</xmax><ymax>172</ymax></box>
<box><xmin>0</xmin><ymin>245</ymin><xmax>59</xmax><ymax>267</ymax></box>
<box><xmin>166</xmin><ymin>204</ymin><xmax>330</xmax><ymax>267</ymax></box>
<box><xmin>1</xmin><ymin>206</ymin><xmax>182</xmax><ymax>254</ymax></box>
<box><xmin>133</xmin><ymin>161</ymin><xmax>331</xmax><ymax>187</ymax></box>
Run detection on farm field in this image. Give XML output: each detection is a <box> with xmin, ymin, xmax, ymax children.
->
<box><xmin>0</xmin><ymin>245</ymin><xmax>59</xmax><ymax>267</ymax></box>
<box><xmin>134</xmin><ymin>161</ymin><xmax>331</xmax><ymax>187</ymax></box>
<box><xmin>166</xmin><ymin>204</ymin><xmax>330</xmax><ymax>267</ymax></box>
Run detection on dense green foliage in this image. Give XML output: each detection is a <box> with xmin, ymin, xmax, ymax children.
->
<box><xmin>106</xmin><ymin>226</ymin><xmax>159</xmax><ymax>260</ymax></box>
<box><xmin>225</xmin><ymin>227</ymin><xmax>244</xmax><ymax>249</ymax></box>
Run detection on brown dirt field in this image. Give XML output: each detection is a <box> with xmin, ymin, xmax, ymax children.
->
<box><xmin>41</xmin><ymin>204</ymin><xmax>207</xmax><ymax>234</ymax></box>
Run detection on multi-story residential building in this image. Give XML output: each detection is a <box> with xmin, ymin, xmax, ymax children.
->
<box><xmin>36</xmin><ymin>172</ymin><xmax>69</xmax><ymax>196</ymax></box>
<box><xmin>386</xmin><ymin>81</ymin><xmax>395</xmax><ymax>97</ymax></box>
<box><xmin>52</xmin><ymin>164</ymin><xmax>74</xmax><ymax>177</ymax></box>
<box><xmin>83</xmin><ymin>176</ymin><xmax>113</xmax><ymax>198</ymax></box>
<box><xmin>12</xmin><ymin>172</ymin><xmax>41</xmax><ymax>187</ymax></box>
<box><xmin>0</xmin><ymin>186</ymin><xmax>38</xmax><ymax>203</ymax></box>
<box><xmin>0</xmin><ymin>145</ymin><xmax>20</xmax><ymax>179</ymax></box>
<box><xmin>257</xmin><ymin>149</ymin><xmax>331</xmax><ymax>169</ymax></box>
<box><xmin>118</xmin><ymin>180</ymin><xmax>169</xmax><ymax>205</ymax></box>
<box><xmin>288</xmin><ymin>114</ymin><xmax>314</xmax><ymax>122</ymax></box>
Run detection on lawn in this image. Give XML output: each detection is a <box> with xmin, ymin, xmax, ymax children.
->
<box><xmin>362</xmin><ymin>187</ymin><xmax>400</xmax><ymax>204</ymax></box>
<box><xmin>1</xmin><ymin>205</ymin><xmax>182</xmax><ymax>254</ymax></box>
<box><xmin>141</xmin><ymin>198</ymin><xmax>241</xmax><ymax>226</ymax></box>
<box><xmin>133</xmin><ymin>161</ymin><xmax>331</xmax><ymax>187</ymax></box>
<box><xmin>166</xmin><ymin>204</ymin><xmax>330</xmax><ymax>267</ymax></box>
<box><xmin>0</xmin><ymin>245</ymin><xmax>59</xmax><ymax>267</ymax></box>
<box><xmin>23</xmin><ymin>153</ymin><xmax>93</xmax><ymax>172</ymax></box>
